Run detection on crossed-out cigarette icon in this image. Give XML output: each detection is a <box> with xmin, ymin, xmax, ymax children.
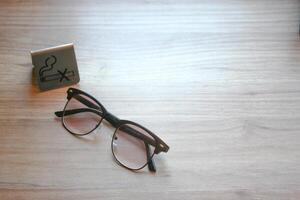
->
<box><xmin>39</xmin><ymin>55</ymin><xmax>75</xmax><ymax>82</ymax></box>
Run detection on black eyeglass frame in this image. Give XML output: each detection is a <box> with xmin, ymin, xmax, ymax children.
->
<box><xmin>55</xmin><ymin>88</ymin><xmax>169</xmax><ymax>172</ymax></box>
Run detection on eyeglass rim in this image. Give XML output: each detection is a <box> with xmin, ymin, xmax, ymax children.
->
<box><xmin>61</xmin><ymin>96</ymin><xmax>104</xmax><ymax>136</ymax></box>
<box><xmin>111</xmin><ymin>120</ymin><xmax>157</xmax><ymax>171</ymax></box>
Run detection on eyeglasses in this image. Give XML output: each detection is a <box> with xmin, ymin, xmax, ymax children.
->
<box><xmin>55</xmin><ymin>88</ymin><xmax>169</xmax><ymax>172</ymax></box>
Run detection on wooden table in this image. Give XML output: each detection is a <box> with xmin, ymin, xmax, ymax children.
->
<box><xmin>0</xmin><ymin>0</ymin><xmax>300</xmax><ymax>199</ymax></box>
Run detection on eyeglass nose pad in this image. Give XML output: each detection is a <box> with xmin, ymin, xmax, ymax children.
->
<box><xmin>67</xmin><ymin>90</ymin><xmax>73</xmax><ymax>99</ymax></box>
<box><xmin>112</xmin><ymin>136</ymin><xmax>118</xmax><ymax>146</ymax></box>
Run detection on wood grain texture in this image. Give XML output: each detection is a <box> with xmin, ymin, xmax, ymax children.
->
<box><xmin>0</xmin><ymin>0</ymin><xmax>300</xmax><ymax>199</ymax></box>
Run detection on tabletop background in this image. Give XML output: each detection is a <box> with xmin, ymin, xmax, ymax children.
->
<box><xmin>0</xmin><ymin>0</ymin><xmax>300</xmax><ymax>199</ymax></box>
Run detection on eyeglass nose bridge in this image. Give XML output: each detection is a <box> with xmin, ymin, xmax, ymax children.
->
<box><xmin>104</xmin><ymin>112</ymin><xmax>120</xmax><ymax>127</ymax></box>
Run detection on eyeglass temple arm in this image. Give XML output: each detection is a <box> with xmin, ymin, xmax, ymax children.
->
<box><xmin>55</xmin><ymin>109</ymin><xmax>151</xmax><ymax>143</ymax></box>
<box><xmin>55</xmin><ymin>108</ymin><xmax>101</xmax><ymax>117</ymax></box>
<box><xmin>61</xmin><ymin>95</ymin><xmax>128</xmax><ymax>129</ymax></box>
<box><xmin>55</xmin><ymin>109</ymin><xmax>120</xmax><ymax>127</ymax></box>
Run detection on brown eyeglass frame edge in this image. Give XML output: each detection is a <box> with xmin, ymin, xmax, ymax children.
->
<box><xmin>54</xmin><ymin>87</ymin><xmax>169</xmax><ymax>172</ymax></box>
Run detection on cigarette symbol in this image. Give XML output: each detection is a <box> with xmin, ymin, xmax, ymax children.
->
<box><xmin>39</xmin><ymin>55</ymin><xmax>75</xmax><ymax>83</ymax></box>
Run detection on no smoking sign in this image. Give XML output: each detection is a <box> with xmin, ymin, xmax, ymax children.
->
<box><xmin>31</xmin><ymin>44</ymin><xmax>80</xmax><ymax>91</ymax></box>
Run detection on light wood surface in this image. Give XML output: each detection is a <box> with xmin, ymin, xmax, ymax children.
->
<box><xmin>1</xmin><ymin>0</ymin><xmax>300</xmax><ymax>199</ymax></box>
